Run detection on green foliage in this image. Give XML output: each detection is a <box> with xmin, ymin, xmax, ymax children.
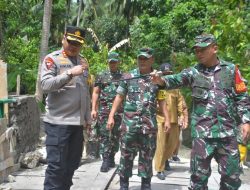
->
<box><xmin>0</xmin><ymin>0</ymin><xmax>249</xmax><ymax>97</ymax></box>
<box><xmin>2</xmin><ymin>37</ymin><xmax>39</xmax><ymax>93</ymax></box>
<box><xmin>81</xmin><ymin>45</ymin><xmax>109</xmax><ymax>76</ymax></box>
<box><xmin>136</xmin><ymin>0</ymin><xmax>167</xmax><ymax>17</ymax></box>
<box><xmin>81</xmin><ymin>44</ymin><xmax>136</xmax><ymax>76</ymax></box>
<box><xmin>207</xmin><ymin>0</ymin><xmax>250</xmax><ymax>92</ymax></box>
<box><xmin>0</xmin><ymin>0</ymin><xmax>42</xmax><ymax>94</ymax></box>
<box><xmin>90</xmin><ymin>16</ymin><xmax>128</xmax><ymax>48</ymax></box>
<box><xmin>130</xmin><ymin>1</ymin><xmax>208</xmax><ymax>63</ymax></box>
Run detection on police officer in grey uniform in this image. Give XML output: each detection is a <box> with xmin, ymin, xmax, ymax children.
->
<box><xmin>41</xmin><ymin>26</ymin><xmax>91</xmax><ymax>190</ymax></box>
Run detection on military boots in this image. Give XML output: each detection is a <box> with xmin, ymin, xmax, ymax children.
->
<box><xmin>100</xmin><ymin>153</ymin><xmax>109</xmax><ymax>172</ymax></box>
<box><xmin>108</xmin><ymin>153</ymin><xmax>116</xmax><ymax>168</ymax></box>
<box><xmin>141</xmin><ymin>177</ymin><xmax>151</xmax><ymax>190</ymax></box>
<box><xmin>120</xmin><ymin>177</ymin><xmax>129</xmax><ymax>190</ymax></box>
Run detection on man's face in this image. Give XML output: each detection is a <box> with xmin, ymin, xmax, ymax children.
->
<box><xmin>62</xmin><ymin>37</ymin><xmax>82</xmax><ymax>57</ymax></box>
<box><xmin>108</xmin><ymin>60</ymin><xmax>120</xmax><ymax>72</ymax></box>
<box><xmin>194</xmin><ymin>44</ymin><xmax>217</xmax><ymax>65</ymax></box>
<box><xmin>137</xmin><ymin>56</ymin><xmax>154</xmax><ymax>72</ymax></box>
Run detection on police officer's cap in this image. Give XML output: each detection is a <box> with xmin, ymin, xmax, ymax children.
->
<box><xmin>108</xmin><ymin>52</ymin><xmax>120</xmax><ymax>62</ymax></box>
<box><xmin>193</xmin><ymin>34</ymin><xmax>216</xmax><ymax>48</ymax></box>
<box><xmin>137</xmin><ymin>48</ymin><xmax>154</xmax><ymax>59</ymax></box>
<box><xmin>65</xmin><ymin>26</ymin><xmax>85</xmax><ymax>44</ymax></box>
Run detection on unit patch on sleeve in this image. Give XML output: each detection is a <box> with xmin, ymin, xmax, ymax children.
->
<box><xmin>235</xmin><ymin>65</ymin><xmax>247</xmax><ymax>93</ymax></box>
<box><xmin>45</xmin><ymin>57</ymin><xmax>54</xmax><ymax>70</ymax></box>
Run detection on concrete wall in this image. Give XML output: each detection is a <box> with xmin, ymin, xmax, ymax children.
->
<box><xmin>8</xmin><ymin>95</ymin><xmax>40</xmax><ymax>163</ymax></box>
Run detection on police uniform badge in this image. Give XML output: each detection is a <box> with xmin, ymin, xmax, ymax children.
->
<box><xmin>45</xmin><ymin>57</ymin><xmax>54</xmax><ymax>70</ymax></box>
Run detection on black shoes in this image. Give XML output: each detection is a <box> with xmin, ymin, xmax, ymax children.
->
<box><xmin>101</xmin><ymin>153</ymin><xmax>116</xmax><ymax>172</ymax></box>
<box><xmin>100</xmin><ymin>160</ymin><xmax>109</xmax><ymax>172</ymax></box>
<box><xmin>172</xmin><ymin>155</ymin><xmax>181</xmax><ymax>162</ymax></box>
<box><xmin>141</xmin><ymin>177</ymin><xmax>151</xmax><ymax>190</ymax></box>
<box><xmin>165</xmin><ymin>160</ymin><xmax>171</xmax><ymax>171</ymax></box>
<box><xmin>108</xmin><ymin>154</ymin><xmax>116</xmax><ymax>168</ymax></box>
<box><xmin>120</xmin><ymin>177</ymin><xmax>129</xmax><ymax>190</ymax></box>
<box><xmin>100</xmin><ymin>154</ymin><xmax>109</xmax><ymax>172</ymax></box>
<box><xmin>119</xmin><ymin>176</ymin><xmax>151</xmax><ymax>190</ymax></box>
<box><xmin>156</xmin><ymin>171</ymin><xmax>166</xmax><ymax>180</ymax></box>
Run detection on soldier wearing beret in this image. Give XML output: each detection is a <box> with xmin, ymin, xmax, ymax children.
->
<box><xmin>41</xmin><ymin>26</ymin><xmax>91</xmax><ymax>190</ymax></box>
<box><xmin>151</xmin><ymin>34</ymin><xmax>250</xmax><ymax>190</ymax></box>
<box><xmin>107</xmin><ymin>48</ymin><xmax>171</xmax><ymax>190</ymax></box>
<box><xmin>91</xmin><ymin>52</ymin><xmax>124</xmax><ymax>172</ymax></box>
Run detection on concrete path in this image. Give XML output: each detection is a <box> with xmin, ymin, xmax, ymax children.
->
<box><xmin>0</xmin><ymin>157</ymin><xmax>116</xmax><ymax>190</ymax></box>
<box><xmin>1</xmin><ymin>146</ymin><xmax>250</xmax><ymax>190</ymax></box>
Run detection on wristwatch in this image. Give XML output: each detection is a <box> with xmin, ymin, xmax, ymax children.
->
<box><xmin>66</xmin><ymin>70</ymin><xmax>73</xmax><ymax>79</ymax></box>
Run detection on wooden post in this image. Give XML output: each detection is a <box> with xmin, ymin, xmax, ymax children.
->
<box><xmin>0</xmin><ymin>60</ymin><xmax>7</xmax><ymax>99</ymax></box>
<box><xmin>0</xmin><ymin>60</ymin><xmax>8</xmax><ymax>118</ymax></box>
<box><xmin>16</xmin><ymin>74</ymin><xmax>20</xmax><ymax>96</ymax></box>
<box><xmin>0</xmin><ymin>59</ymin><xmax>14</xmax><ymax>183</ymax></box>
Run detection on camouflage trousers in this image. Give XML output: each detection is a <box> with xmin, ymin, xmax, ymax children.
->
<box><xmin>118</xmin><ymin>128</ymin><xmax>157</xmax><ymax>178</ymax></box>
<box><xmin>98</xmin><ymin>114</ymin><xmax>121</xmax><ymax>155</ymax></box>
<box><xmin>190</xmin><ymin>137</ymin><xmax>241</xmax><ymax>190</ymax></box>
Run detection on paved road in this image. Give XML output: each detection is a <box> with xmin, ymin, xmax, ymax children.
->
<box><xmin>0</xmin><ymin>145</ymin><xmax>249</xmax><ymax>190</ymax></box>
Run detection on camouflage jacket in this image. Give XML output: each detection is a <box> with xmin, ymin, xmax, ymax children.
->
<box><xmin>94</xmin><ymin>69</ymin><xmax>123</xmax><ymax>116</ymax></box>
<box><xmin>162</xmin><ymin>59</ymin><xmax>250</xmax><ymax>138</ymax></box>
<box><xmin>117</xmin><ymin>68</ymin><xmax>161</xmax><ymax>134</ymax></box>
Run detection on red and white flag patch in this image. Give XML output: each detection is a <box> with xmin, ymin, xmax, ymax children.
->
<box><xmin>45</xmin><ymin>57</ymin><xmax>54</xmax><ymax>70</ymax></box>
<box><xmin>235</xmin><ymin>65</ymin><xmax>247</xmax><ymax>93</ymax></box>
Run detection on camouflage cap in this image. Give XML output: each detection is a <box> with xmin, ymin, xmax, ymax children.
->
<box><xmin>108</xmin><ymin>52</ymin><xmax>119</xmax><ymax>62</ymax></box>
<box><xmin>65</xmin><ymin>26</ymin><xmax>85</xmax><ymax>44</ymax></box>
<box><xmin>137</xmin><ymin>47</ymin><xmax>154</xmax><ymax>58</ymax></box>
<box><xmin>193</xmin><ymin>34</ymin><xmax>216</xmax><ymax>48</ymax></box>
<box><xmin>160</xmin><ymin>63</ymin><xmax>173</xmax><ymax>72</ymax></box>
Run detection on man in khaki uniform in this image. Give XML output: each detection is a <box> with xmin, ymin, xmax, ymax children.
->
<box><xmin>172</xmin><ymin>97</ymin><xmax>188</xmax><ymax>162</ymax></box>
<box><xmin>154</xmin><ymin>63</ymin><xmax>188</xmax><ymax>180</ymax></box>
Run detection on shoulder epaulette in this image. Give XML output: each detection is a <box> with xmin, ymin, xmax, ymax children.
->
<box><xmin>220</xmin><ymin>59</ymin><xmax>233</xmax><ymax>67</ymax></box>
<box><xmin>51</xmin><ymin>50</ymin><xmax>62</xmax><ymax>57</ymax></box>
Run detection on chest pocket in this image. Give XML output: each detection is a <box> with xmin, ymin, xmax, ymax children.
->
<box><xmin>127</xmin><ymin>86</ymin><xmax>140</xmax><ymax>103</ymax></box>
<box><xmin>103</xmin><ymin>84</ymin><xmax>117</xmax><ymax>96</ymax></box>
<box><xmin>166</xmin><ymin>91</ymin><xmax>178</xmax><ymax>107</ymax></box>
<box><xmin>217</xmin><ymin>67</ymin><xmax>233</xmax><ymax>90</ymax></box>
<box><xmin>192</xmin><ymin>86</ymin><xmax>209</xmax><ymax>99</ymax></box>
<box><xmin>192</xmin><ymin>74</ymin><xmax>211</xmax><ymax>100</ymax></box>
<box><xmin>147</xmin><ymin>84</ymin><xmax>158</xmax><ymax>104</ymax></box>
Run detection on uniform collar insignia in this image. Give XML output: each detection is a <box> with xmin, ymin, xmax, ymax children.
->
<box><xmin>62</xmin><ymin>50</ymin><xmax>68</xmax><ymax>58</ymax></box>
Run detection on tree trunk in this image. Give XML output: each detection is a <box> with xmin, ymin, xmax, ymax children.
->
<box><xmin>35</xmin><ymin>0</ymin><xmax>53</xmax><ymax>101</ymax></box>
<box><xmin>0</xmin><ymin>14</ymin><xmax>3</xmax><ymax>47</ymax></box>
<box><xmin>65</xmin><ymin>0</ymin><xmax>71</xmax><ymax>28</ymax></box>
<box><xmin>76</xmin><ymin>0</ymin><xmax>83</xmax><ymax>27</ymax></box>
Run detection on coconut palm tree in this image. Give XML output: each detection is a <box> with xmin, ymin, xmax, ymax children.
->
<box><xmin>35</xmin><ymin>0</ymin><xmax>53</xmax><ymax>101</ymax></box>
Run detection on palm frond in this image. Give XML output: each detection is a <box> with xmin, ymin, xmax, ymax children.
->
<box><xmin>86</xmin><ymin>27</ymin><xmax>101</xmax><ymax>49</ymax></box>
<box><xmin>109</xmin><ymin>38</ymin><xmax>130</xmax><ymax>52</ymax></box>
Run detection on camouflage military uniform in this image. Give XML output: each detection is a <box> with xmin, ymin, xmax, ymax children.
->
<box><xmin>116</xmin><ymin>68</ymin><xmax>161</xmax><ymax>178</ymax></box>
<box><xmin>162</xmin><ymin>60</ymin><xmax>250</xmax><ymax>190</ymax></box>
<box><xmin>94</xmin><ymin>70</ymin><xmax>123</xmax><ymax>156</ymax></box>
